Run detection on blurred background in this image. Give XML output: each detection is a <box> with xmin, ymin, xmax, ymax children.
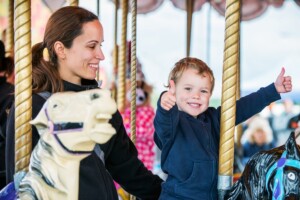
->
<box><xmin>1</xmin><ymin>0</ymin><xmax>300</xmax><ymax>183</ymax></box>
<box><xmin>1</xmin><ymin>0</ymin><xmax>299</xmax><ymax>104</ymax></box>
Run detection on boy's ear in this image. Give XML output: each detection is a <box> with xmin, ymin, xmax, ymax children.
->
<box><xmin>169</xmin><ymin>80</ymin><xmax>175</xmax><ymax>95</ymax></box>
<box><xmin>53</xmin><ymin>41</ymin><xmax>66</xmax><ymax>59</ymax></box>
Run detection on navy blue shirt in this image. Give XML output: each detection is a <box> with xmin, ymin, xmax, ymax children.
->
<box><xmin>154</xmin><ymin>83</ymin><xmax>280</xmax><ymax>200</ymax></box>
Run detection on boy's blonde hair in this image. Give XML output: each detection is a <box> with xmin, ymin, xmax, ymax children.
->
<box><xmin>167</xmin><ymin>57</ymin><xmax>215</xmax><ymax>92</ymax></box>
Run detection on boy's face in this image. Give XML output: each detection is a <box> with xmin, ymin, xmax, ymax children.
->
<box><xmin>172</xmin><ymin>68</ymin><xmax>212</xmax><ymax>117</ymax></box>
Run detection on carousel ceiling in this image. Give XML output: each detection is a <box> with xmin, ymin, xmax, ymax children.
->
<box><xmin>110</xmin><ymin>0</ymin><xmax>300</xmax><ymax>21</ymax></box>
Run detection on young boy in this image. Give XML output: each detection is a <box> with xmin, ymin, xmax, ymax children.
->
<box><xmin>154</xmin><ymin>57</ymin><xmax>292</xmax><ymax>200</ymax></box>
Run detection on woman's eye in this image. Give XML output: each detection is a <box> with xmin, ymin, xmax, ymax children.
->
<box><xmin>185</xmin><ymin>88</ymin><xmax>191</xmax><ymax>91</ymax></box>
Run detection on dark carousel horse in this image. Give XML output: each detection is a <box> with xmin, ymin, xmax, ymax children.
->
<box><xmin>225</xmin><ymin>132</ymin><xmax>300</xmax><ymax>200</ymax></box>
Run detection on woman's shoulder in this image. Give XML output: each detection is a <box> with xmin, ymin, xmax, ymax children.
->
<box><xmin>32</xmin><ymin>92</ymin><xmax>49</xmax><ymax>116</ymax></box>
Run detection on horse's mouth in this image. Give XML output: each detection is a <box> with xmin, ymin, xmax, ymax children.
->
<box><xmin>91</xmin><ymin>112</ymin><xmax>116</xmax><ymax>135</ymax></box>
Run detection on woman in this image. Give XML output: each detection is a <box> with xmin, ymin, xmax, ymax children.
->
<box><xmin>241</xmin><ymin>115</ymin><xmax>276</xmax><ymax>165</ymax></box>
<box><xmin>6</xmin><ymin>6</ymin><xmax>162</xmax><ymax>199</ymax></box>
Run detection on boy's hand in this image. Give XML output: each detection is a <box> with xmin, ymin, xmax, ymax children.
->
<box><xmin>274</xmin><ymin>67</ymin><xmax>292</xmax><ymax>93</ymax></box>
<box><xmin>161</xmin><ymin>80</ymin><xmax>176</xmax><ymax>111</ymax></box>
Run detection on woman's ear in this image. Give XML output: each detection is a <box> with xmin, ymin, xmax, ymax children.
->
<box><xmin>169</xmin><ymin>80</ymin><xmax>175</xmax><ymax>95</ymax></box>
<box><xmin>53</xmin><ymin>41</ymin><xmax>66</xmax><ymax>60</ymax></box>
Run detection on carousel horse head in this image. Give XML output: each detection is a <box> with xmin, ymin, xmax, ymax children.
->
<box><xmin>31</xmin><ymin>88</ymin><xmax>117</xmax><ymax>153</ymax></box>
<box><xmin>225</xmin><ymin>132</ymin><xmax>300</xmax><ymax>200</ymax></box>
<box><xmin>0</xmin><ymin>89</ymin><xmax>117</xmax><ymax>200</ymax></box>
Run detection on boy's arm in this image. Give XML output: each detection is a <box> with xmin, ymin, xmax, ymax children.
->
<box><xmin>235</xmin><ymin>83</ymin><xmax>281</xmax><ymax>125</ymax></box>
<box><xmin>235</xmin><ymin>67</ymin><xmax>292</xmax><ymax>124</ymax></box>
<box><xmin>154</xmin><ymin>91</ymin><xmax>178</xmax><ymax>149</ymax></box>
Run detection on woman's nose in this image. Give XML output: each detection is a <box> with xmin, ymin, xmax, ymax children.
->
<box><xmin>96</xmin><ymin>48</ymin><xmax>105</xmax><ymax>60</ymax></box>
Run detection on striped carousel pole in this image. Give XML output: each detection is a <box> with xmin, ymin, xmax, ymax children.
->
<box><xmin>14</xmin><ymin>0</ymin><xmax>32</xmax><ymax>176</ymax></box>
<box><xmin>130</xmin><ymin>0</ymin><xmax>137</xmax><ymax>146</ymax></box>
<box><xmin>217</xmin><ymin>0</ymin><xmax>241</xmax><ymax>199</ymax></box>
<box><xmin>117</xmin><ymin>0</ymin><xmax>128</xmax><ymax>112</ymax></box>
<box><xmin>186</xmin><ymin>0</ymin><xmax>194</xmax><ymax>57</ymax></box>
<box><xmin>111</xmin><ymin>0</ymin><xmax>119</xmax><ymax>100</ymax></box>
<box><xmin>130</xmin><ymin>0</ymin><xmax>137</xmax><ymax>196</ymax></box>
<box><xmin>68</xmin><ymin>0</ymin><xmax>78</xmax><ymax>6</ymax></box>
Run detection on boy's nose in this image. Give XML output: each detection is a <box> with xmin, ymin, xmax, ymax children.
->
<box><xmin>192</xmin><ymin>93</ymin><xmax>200</xmax><ymax>99</ymax></box>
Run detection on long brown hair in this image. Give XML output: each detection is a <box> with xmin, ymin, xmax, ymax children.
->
<box><xmin>32</xmin><ymin>6</ymin><xmax>98</xmax><ymax>93</ymax></box>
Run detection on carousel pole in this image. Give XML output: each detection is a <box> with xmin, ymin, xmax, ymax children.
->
<box><xmin>235</xmin><ymin>49</ymin><xmax>242</xmax><ymax>148</ymax></box>
<box><xmin>130</xmin><ymin>0</ymin><xmax>137</xmax><ymax>196</ymax></box>
<box><xmin>130</xmin><ymin>0</ymin><xmax>137</xmax><ymax>146</ymax></box>
<box><xmin>218</xmin><ymin>0</ymin><xmax>241</xmax><ymax>199</ymax></box>
<box><xmin>117</xmin><ymin>0</ymin><xmax>128</xmax><ymax>112</ymax></box>
<box><xmin>112</xmin><ymin>0</ymin><xmax>119</xmax><ymax>100</ymax></box>
<box><xmin>14</xmin><ymin>0</ymin><xmax>32</xmax><ymax>177</ymax></box>
<box><xmin>68</xmin><ymin>0</ymin><xmax>78</xmax><ymax>6</ymax></box>
<box><xmin>6</xmin><ymin>0</ymin><xmax>14</xmax><ymax>57</ymax></box>
<box><xmin>186</xmin><ymin>0</ymin><xmax>194</xmax><ymax>57</ymax></box>
<box><xmin>235</xmin><ymin>1</ymin><xmax>242</xmax><ymax>149</ymax></box>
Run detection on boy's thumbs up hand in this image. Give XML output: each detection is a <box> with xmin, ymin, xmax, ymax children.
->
<box><xmin>161</xmin><ymin>80</ymin><xmax>176</xmax><ymax>111</ymax></box>
<box><xmin>275</xmin><ymin>67</ymin><xmax>292</xmax><ymax>93</ymax></box>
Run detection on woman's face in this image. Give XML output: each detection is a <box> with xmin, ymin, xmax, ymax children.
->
<box><xmin>253</xmin><ymin>129</ymin><xmax>267</xmax><ymax>146</ymax></box>
<box><xmin>59</xmin><ymin>20</ymin><xmax>104</xmax><ymax>85</ymax></box>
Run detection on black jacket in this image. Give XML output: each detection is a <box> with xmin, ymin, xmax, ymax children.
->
<box><xmin>0</xmin><ymin>77</ymin><xmax>14</xmax><ymax>189</ymax></box>
<box><xmin>6</xmin><ymin>79</ymin><xmax>162</xmax><ymax>199</ymax></box>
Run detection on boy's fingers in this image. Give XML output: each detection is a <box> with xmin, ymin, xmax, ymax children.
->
<box><xmin>168</xmin><ymin>95</ymin><xmax>176</xmax><ymax>103</ymax></box>
<box><xmin>169</xmin><ymin>80</ymin><xmax>176</xmax><ymax>95</ymax></box>
<box><xmin>284</xmin><ymin>76</ymin><xmax>292</xmax><ymax>82</ymax></box>
<box><xmin>279</xmin><ymin>67</ymin><xmax>285</xmax><ymax>77</ymax></box>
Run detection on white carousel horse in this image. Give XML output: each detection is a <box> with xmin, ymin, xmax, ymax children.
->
<box><xmin>17</xmin><ymin>89</ymin><xmax>117</xmax><ymax>200</ymax></box>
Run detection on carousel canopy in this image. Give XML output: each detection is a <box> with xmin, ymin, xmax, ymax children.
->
<box><xmin>110</xmin><ymin>0</ymin><xmax>300</xmax><ymax>21</ymax></box>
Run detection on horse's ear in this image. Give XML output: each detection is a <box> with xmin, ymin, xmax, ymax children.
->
<box><xmin>285</xmin><ymin>132</ymin><xmax>300</xmax><ymax>160</ymax></box>
<box><xmin>30</xmin><ymin>102</ymin><xmax>49</xmax><ymax>132</ymax></box>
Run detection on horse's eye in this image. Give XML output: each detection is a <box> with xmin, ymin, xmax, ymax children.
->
<box><xmin>287</xmin><ymin>172</ymin><xmax>296</xmax><ymax>181</ymax></box>
<box><xmin>91</xmin><ymin>93</ymin><xmax>100</xmax><ymax>100</ymax></box>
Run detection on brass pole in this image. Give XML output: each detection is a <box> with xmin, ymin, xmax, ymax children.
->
<box><xmin>14</xmin><ymin>0</ymin><xmax>32</xmax><ymax>174</ymax></box>
<box><xmin>130</xmin><ymin>0</ymin><xmax>137</xmax><ymax>146</ymax></box>
<box><xmin>117</xmin><ymin>0</ymin><xmax>128</xmax><ymax>112</ymax></box>
<box><xmin>235</xmin><ymin>49</ymin><xmax>242</xmax><ymax>148</ymax></box>
<box><xmin>218</xmin><ymin>0</ymin><xmax>241</xmax><ymax>199</ymax></box>
<box><xmin>68</xmin><ymin>0</ymin><xmax>78</xmax><ymax>6</ymax></box>
<box><xmin>186</xmin><ymin>0</ymin><xmax>194</xmax><ymax>57</ymax></box>
<box><xmin>112</xmin><ymin>0</ymin><xmax>119</xmax><ymax>101</ymax></box>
